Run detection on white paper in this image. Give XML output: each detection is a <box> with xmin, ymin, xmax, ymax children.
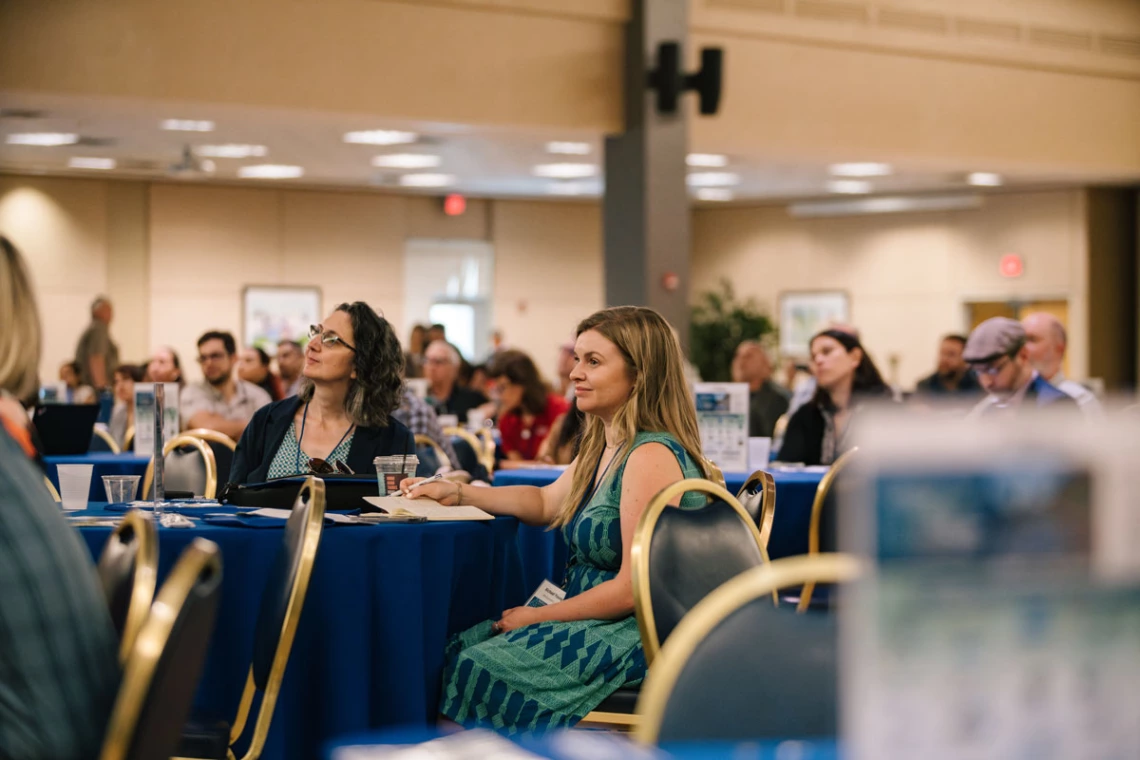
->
<box><xmin>524</xmin><ymin>579</ymin><xmax>566</xmax><ymax>608</ymax></box>
<box><xmin>694</xmin><ymin>382</ymin><xmax>750</xmax><ymax>473</ymax></box>
<box><xmin>362</xmin><ymin>496</ymin><xmax>494</xmax><ymax>521</ymax></box>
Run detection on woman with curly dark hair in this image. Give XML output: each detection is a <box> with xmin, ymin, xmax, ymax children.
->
<box><xmin>229</xmin><ymin>302</ymin><xmax>414</xmax><ymax>484</ymax></box>
<box><xmin>491</xmin><ymin>349</ymin><xmax>570</xmax><ymax>462</ymax></box>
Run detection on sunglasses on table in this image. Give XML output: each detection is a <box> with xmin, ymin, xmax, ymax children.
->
<box><xmin>306</xmin><ymin>458</ymin><xmax>355</xmax><ymax>476</ymax></box>
<box><xmin>309</xmin><ymin>324</ymin><xmax>357</xmax><ymax>352</ymax></box>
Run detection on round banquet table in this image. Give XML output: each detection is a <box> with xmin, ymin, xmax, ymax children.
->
<box><xmin>44</xmin><ymin>452</ymin><xmax>150</xmax><ymax>501</ymax></box>
<box><xmin>495</xmin><ymin>467</ymin><xmax>826</xmax><ymax>582</ymax></box>
<box><xmin>75</xmin><ymin>503</ymin><xmax>529</xmax><ymax>760</ymax></box>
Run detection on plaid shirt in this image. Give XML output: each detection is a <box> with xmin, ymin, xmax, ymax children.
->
<box><xmin>0</xmin><ymin>426</ymin><xmax>120</xmax><ymax>759</ymax></box>
<box><xmin>393</xmin><ymin>388</ymin><xmax>461</xmax><ymax>470</ymax></box>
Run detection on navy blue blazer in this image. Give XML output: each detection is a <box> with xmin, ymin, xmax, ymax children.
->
<box><xmin>229</xmin><ymin>397</ymin><xmax>414</xmax><ymax>485</ymax></box>
<box><xmin>1023</xmin><ymin>374</ymin><xmax>1077</xmax><ymax>408</ymax></box>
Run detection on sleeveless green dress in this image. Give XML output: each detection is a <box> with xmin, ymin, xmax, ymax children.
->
<box><xmin>440</xmin><ymin>431</ymin><xmax>706</xmax><ymax>734</ymax></box>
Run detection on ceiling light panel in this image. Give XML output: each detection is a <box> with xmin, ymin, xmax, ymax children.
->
<box><xmin>372</xmin><ymin>153</ymin><xmax>442</xmax><ymax>169</ymax></box>
<box><xmin>687</xmin><ymin>154</ymin><xmax>728</xmax><ymax>167</ymax></box>
<box><xmin>196</xmin><ymin>144</ymin><xmax>268</xmax><ymax>159</ymax></box>
<box><xmin>686</xmin><ymin>172</ymin><xmax>740</xmax><ymax>187</ymax></box>
<box><xmin>344</xmin><ymin>130</ymin><xmax>418</xmax><ymax>145</ymax></box>
<box><xmin>238</xmin><ymin>164</ymin><xmax>304</xmax><ymax>179</ymax></box>
<box><xmin>826</xmin><ymin>179</ymin><xmax>872</xmax><ymax>194</ymax></box>
<box><xmin>696</xmin><ymin>188</ymin><xmax>734</xmax><ymax>201</ymax></box>
<box><xmin>68</xmin><ymin>157</ymin><xmax>116</xmax><ymax>170</ymax></box>
<box><xmin>829</xmin><ymin>162</ymin><xmax>892</xmax><ymax>177</ymax></box>
<box><xmin>6</xmin><ymin>133</ymin><xmax>79</xmax><ymax>146</ymax></box>
<box><xmin>161</xmin><ymin>119</ymin><xmax>215</xmax><ymax>132</ymax></box>
<box><xmin>967</xmin><ymin>172</ymin><xmax>1003</xmax><ymax>187</ymax></box>
<box><xmin>545</xmin><ymin>141</ymin><xmax>591</xmax><ymax>155</ymax></box>
<box><xmin>398</xmin><ymin>173</ymin><xmax>455</xmax><ymax>187</ymax></box>
<box><xmin>533</xmin><ymin>163</ymin><xmax>596</xmax><ymax>179</ymax></box>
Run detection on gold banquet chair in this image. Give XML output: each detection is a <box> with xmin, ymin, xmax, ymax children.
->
<box><xmin>100</xmin><ymin>538</ymin><xmax>223</xmax><ymax>760</ymax></box>
<box><xmin>122</xmin><ymin>425</ymin><xmax>135</xmax><ymax>452</ymax></box>
<box><xmin>580</xmin><ymin>479</ymin><xmax>771</xmax><ymax>730</ymax></box>
<box><xmin>142</xmin><ymin>434</ymin><xmax>218</xmax><ymax>499</ymax></box>
<box><xmin>182</xmin><ymin>428</ymin><xmax>238</xmax><ymax>486</ymax></box>
<box><xmin>97</xmin><ymin>510</ymin><xmax>158</xmax><ymax>663</ymax></box>
<box><xmin>91</xmin><ymin>426</ymin><xmax>121</xmax><ymax>454</ymax></box>
<box><xmin>735</xmin><ymin>470</ymin><xmax>777</xmax><ymax>548</ymax></box>
<box><xmin>43</xmin><ymin>475</ymin><xmax>62</xmax><ymax>501</ymax></box>
<box><xmin>414</xmin><ymin>433</ymin><xmax>451</xmax><ymax>471</ymax></box>
<box><xmin>635</xmin><ymin>554</ymin><xmax>862</xmax><ymax>745</ymax></box>
<box><xmin>798</xmin><ymin>447</ymin><xmax>859</xmax><ymax>612</ymax></box>
<box><xmin>176</xmin><ymin>477</ymin><xmax>327</xmax><ymax>760</ymax></box>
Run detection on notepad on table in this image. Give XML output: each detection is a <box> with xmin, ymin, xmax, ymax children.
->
<box><xmin>362</xmin><ymin>496</ymin><xmax>494</xmax><ymax>521</ymax></box>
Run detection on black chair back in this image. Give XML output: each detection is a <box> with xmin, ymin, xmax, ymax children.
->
<box><xmin>202</xmin><ymin>440</ymin><xmax>234</xmax><ymax>486</ymax></box>
<box><xmin>450</xmin><ymin>437</ymin><xmax>489</xmax><ymax>482</ymax></box>
<box><xmin>96</xmin><ymin>511</ymin><xmax>157</xmax><ymax>661</ymax></box>
<box><xmin>799</xmin><ymin>449</ymin><xmax>859</xmax><ymax>611</ymax></box>
<box><xmin>100</xmin><ymin>538</ymin><xmax>222</xmax><ymax>760</ymax></box>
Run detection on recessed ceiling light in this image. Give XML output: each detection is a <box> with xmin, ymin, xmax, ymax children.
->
<box><xmin>696</xmin><ymin>188</ymin><xmax>734</xmax><ymax>201</ymax></box>
<box><xmin>687</xmin><ymin>153</ymin><xmax>728</xmax><ymax>168</ymax></box>
<box><xmin>827</xmin><ymin>179</ymin><xmax>872</xmax><ymax>194</ymax></box>
<box><xmin>547</xmin><ymin>181</ymin><xmax>595</xmax><ymax>196</ymax></box>
<box><xmin>196</xmin><ymin>144</ymin><xmax>268</xmax><ymax>159</ymax></box>
<box><xmin>829</xmin><ymin>162</ymin><xmax>892</xmax><ymax>177</ymax></box>
<box><xmin>68</xmin><ymin>157</ymin><xmax>116</xmax><ymax>170</ymax></box>
<box><xmin>161</xmin><ymin>119</ymin><xmax>214</xmax><ymax>132</ymax></box>
<box><xmin>545</xmin><ymin>141</ymin><xmax>591</xmax><ymax>155</ymax></box>
<box><xmin>238</xmin><ymin>164</ymin><xmax>304</xmax><ymax>179</ymax></box>
<box><xmin>6</xmin><ymin>132</ymin><xmax>79</xmax><ymax>146</ymax></box>
<box><xmin>967</xmin><ymin>172</ymin><xmax>1003</xmax><ymax>187</ymax></box>
<box><xmin>344</xmin><ymin>130</ymin><xmax>418</xmax><ymax>145</ymax></box>
<box><xmin>398</xmin><ymin>173</ymin><xmax>455</xmax><ymax>188</ymax></box>
<box><xmin>686</xmin><ymin>172</ymin><xmax>740</xmax><ymax>188</ymax></box>
<box><xmin>372</xmin><ymin>153</ymin><xmax>441</xmax><ymax>169</ymax></box>
<box><xmin>533</xmin><ymin>163</ymin><xmax>597</xmax><ymax>179</ymax></box>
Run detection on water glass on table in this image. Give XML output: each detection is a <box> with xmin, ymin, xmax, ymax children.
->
<box><xmin>102</xmin><ymin>474</ymin><xmax>141</xmax><ymax>504</ymax></box>
<box><xmin>57</xmin><ymin>464</ymin><xmax>94</xmax><ymax>511</ymax></box>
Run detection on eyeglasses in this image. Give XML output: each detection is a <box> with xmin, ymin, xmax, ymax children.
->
<box><xmin>970</xmin><ymin>355</ymin><xmax>1012</xmax><ymax>377</ymax></box>
<box><xmin>309</xmin><ymin>324</ymin><xmax>356</xmax><ymax>352</ymax></box>
<box><xmin>307</xmin><ymin>458</ymin><xmax>355</xmax><ymax>475</ymax></box>
<box><xmin>197</xmin><ymin>352</ymin><xmax>227</xmax><ymax>364</ymax></box>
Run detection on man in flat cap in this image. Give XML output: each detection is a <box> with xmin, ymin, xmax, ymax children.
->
<box><xmin>963</xmin><ymin>317</ymin><xmax>1075</xmax><ymax>417</ymax></box>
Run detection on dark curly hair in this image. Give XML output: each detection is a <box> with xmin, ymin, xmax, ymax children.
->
<box><xmin>299</xmin><ymin>302</ymin><xmax>403</xmax><ymax>428</ymax></box>
<box><xmin>488</xmin><ymin>349</ymin><xmax>548</xmax><ymax>415</ymax></box>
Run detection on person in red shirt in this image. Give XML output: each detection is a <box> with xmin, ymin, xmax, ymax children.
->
<box><xmin>491</xmin><ymin>350</ymin><xmax>570</xmax><ymax>462</ymax></box>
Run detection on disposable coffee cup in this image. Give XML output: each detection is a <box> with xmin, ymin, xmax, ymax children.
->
<box><xmin>437</xmin><ymin>414</ymin><xmax>459</xmax><ymax>430</ymax></box>
<box><xmin>57</xmin><ymin>464</ymin><xmax>94</xmax><ymax>510</ymax></box>
<box><xmin>749</xmin><ymin>437</ymin><xmax>773</xmax><ymax>470</ymax></box>
<box><xmin>466</xmin><ymin>408</ymin><xmax>486</xmax><ymax>431</ymax></box>
<box><xmin>375</xmin><ymin>454</ymin><xmax>418</xmax><ymax>496</ymax></box>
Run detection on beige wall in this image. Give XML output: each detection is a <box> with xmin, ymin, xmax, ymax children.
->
<box><xmin>0</xmin><ymin>175</ymin><xmax>602</xmax><ymax>388</ymax></box>
<box><xmin>691</xmin><ymin>190</ymin><xmax>1090</xmax><ymax>389</ymax></box>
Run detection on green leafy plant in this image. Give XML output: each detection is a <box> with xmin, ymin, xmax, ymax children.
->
<box><xmin>690</xmin><ymin>279</ymin><xmax>776</xmax><ymax>382</ymax></box>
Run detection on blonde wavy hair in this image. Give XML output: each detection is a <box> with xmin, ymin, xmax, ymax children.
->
<box><xmin>552</xmin><ymin>306</ymin><xmax>708</xmax><ymax>528</ymax></box>
<box><xmin>0</xmin><ymin>237</ymin><xmax>42</xmax><ymax>402</ymax></box>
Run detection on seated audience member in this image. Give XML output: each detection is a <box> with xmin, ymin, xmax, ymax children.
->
<box><xmin>555</xmin><ymin>339</ymin><xmax>576</xmax><ymax>400</ymax></box>
<box><xmin>181</xmin><ymin>330</ymin><xmax>272</xmax><ymax>440</ymax></box>
<box><xmin>965</xmin><ymin>317</ymin><xmax>1076</xmax><ymax>418</ymax></box>
<box><xmin>427</xmin><ymin>322</ymin><xmax>447</xmax><ymax>345</ymax></box>
<box><xmin>108</xmin><ymin>363</ymin><xmax>146</xmax><ymax>448</ymax></box>
<box><xmin>467</xmin><ymin>364</ymin><xmax>490</xmax><ymax>396</ymax></box>
<box><xmin>731</xmin><ymin>340</ymin><xmax>790</xmax><ymax>438</ymax></box>
<box><xmin>403</xmin><ymin>324</ymin><xmax>427</xmax><ymax>379</ymax></box>
<box><xmin>537</xmin><ymin>400</ymin><xmax>585</xmax><ymax>465</ymax></box>
<box><xmin>146</xmin><ymin>345</ymin><xmax>184</xmax><ymax>386</ymax></box>
<box><xmin>58</xmin><ymin>360</ymin><xmax>96</xmax><ymax>403</ymax></box>
<box><xmin>785</xmin><ymin>323</ymin><xmax>861</xmax><ymax>417</ymax></box>
<box><xmin>0</xmin><ymin>235</ymin><xmax>120</xmax><ymax>758</ymax></box>
<box><xmin>238</xmin><ymin>346</ymin><xmax>284</xmax><ymax>401</ymax></box>
<box><xmin>1022</xmin><ymin>312</ymin><xmax>1103</xmax><ymax>416</ymax></box>
<box><xmin>230</xmin><ymin>302</ymin><xmax>414</xmax><ymax>483</ymax></box>
<box><xmin>780</xmin><ymin>329</ymin><xmax>892</xmax><ymax>466</ymax></box>
<box><xmin>275</xmin><ymin>339</ymin><xmax>304</xmax><ymax>398</ymax></box>
<box><xmin>393</xmin><ymin>385</ymin><xmax>462</xmax><ymax>471</ymax></box>
<box><xmin>424</xmin><ymin>340</ymin><xmax>488</xmax><ymax>424</ymax></box>
<box><xmin>915</xmin><ymin>334</ymin><xmax>982</xmax><ymax>398</ymax></box>
<box><xmin>491</xmin><ymin>350</ymin><xmax>571</xmax><ymax>462</ymax></box>
<box><xmin>406</xmin><ymin>306</ymin><xmax>711</xmax><ymax>734</ymax></box>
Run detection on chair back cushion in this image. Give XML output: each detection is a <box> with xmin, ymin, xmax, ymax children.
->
<box><xmin>649</xmin><ymin>500</ymin><xmax>764</xmax><ymax>646</ymax></box>
<box><xmin>657</xmin><ymin>604</ymin><xmax>837</xmax><ymax>742</ymax></box>
<box><xmin>97</xmin><ymin>525</ymin><xmax>139</xmax><ymax>639</ymax></box>
<box><xmin>145</xmin><ymin>447</ymin><xmax>209</xmax><ymax>498</ymax></box>
<box><xmin>202</xmin><ymin>440</ymin><xmax>234</xmax><ymax>487</ymax></box>
<box><xmin>735</xmin><ymin>479</ymin><xmax>764</xmax><ymax>524</ymax></box>
<box><xmin>127</xmin><ymin>552</ymin><xmax>221</xmax><ymax>760</ymax></box>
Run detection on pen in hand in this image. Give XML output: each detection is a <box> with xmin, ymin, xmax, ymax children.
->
<box><xmin>392</xmin><ymin>472</ymin><xmax>445</xmax><ymax>498</ymax></box>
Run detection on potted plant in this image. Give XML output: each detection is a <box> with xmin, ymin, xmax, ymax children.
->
<box><xmin>689</xmin><ymin>279</ymin><xmax>776</xmax><ymax>382</ymax></box>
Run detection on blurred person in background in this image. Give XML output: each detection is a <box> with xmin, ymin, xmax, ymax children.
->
<box><xmin>780</xmin><ymin>329</ymin><xmax>893</xmax><ymax>466</ymax></box>
<box><xmin>467</xmin><ymin>363</ymin><xmax>491</xmax><ymax>394</ymax></box>
<box><xmin>404</xmin><ymin>324</ymin><xmax>427</xmax><ymax>379</ymax></box>
<box><xmin>108</xmin><ymin>363</ymin><xmax>146</xmax><ymax>448</ymax></box>
<box><xmin>731</xmin><ymin>340</ymin><xmax>790</xmax><ymax>438</ymax></box>
<box><xmin>74</xmin><ymin>295</ymin><xmax>119</xmax><ymax>392</ymax></box>
<box><xmin>276</xmin><ymin>339</ymin><xmax>304</xmax><ymax>397</ymax></box>
<box><xmin>230</xmin><ymin>303</ymin><xmax>413</xmax><ymax>483</ymax></box>
<box><xmin>393</xmin><ymin>385</ymin><xmax>462</xmax><ymax>472</ymax></box>
<box><xmin>785</xmin><ymin>322</ymin><xmax>861</xmax><ymax>417</ymax></box>
<box><xmin>915</xmin><ymin>334</ymin><xmax>982</xmax><ymax>398</ymax></box>
<box><xmin>537</xmin><ymin>399</ymin><xmax>585</xmax><ymax>465</ymax></box>
<box><xmin>555</xmin><ymin>339</ymin><xmax>576</xmax><ymax>400</ymax></box>
<box><xmin>57</xmin><ymin>360</ymin><xmax>96</xmax><ymax>403</ymax></box>
<box><xmin>964</xmin><ymin>317</ymin><xmax>1075</xmax><ymax>418</ymax></box>
<box><xmin>182</xmin><ymin>330</ymin><xmax>272</xmax><ymax>439</ymax></box>
<box><xmin>427</xmin><ymin>323</ymin><xmax>447</xmax><ymax>345</ymax></box>
<box><xmin>146</xmin><ymin>345</ymin><xmax>184</xmax><ymax>386</ymax></box>
<box><xmin>0</xmin><ymin>236</ymin><xmax>120</xmax><ymax>759</ymax></box>
<box><xmin>238</xmin><ymin>346</ymin><xmax>284</xmax><ymax>401</ymax></box>
<box><xmin>1022</xmin><ymin>312</ymin><xmax>1102</xmax><ymax>416</ymax></box>
<box><xmin>491</xmin><ymin>350</ymin><xmax>570</xmax><ymax>463</ymax></box>
<box><xmin>424</xmin><ymin>340</ymin><xmax>488</xmax><ymax>424</ymax></box>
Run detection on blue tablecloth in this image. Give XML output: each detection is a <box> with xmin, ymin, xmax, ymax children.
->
<box><xmin>45</xmin><ymin>453</ymin><xmax>150</xmax><ymax>501</ymax></box>
<box><xmin>493</xmin><ymin>468</ymin><xmax>825</xmax><ymax>563</ymax></box>
<box><xmin>76</xmin><ymin>504</ymin><xmax>529</xmax><ymax>760</ymax></box>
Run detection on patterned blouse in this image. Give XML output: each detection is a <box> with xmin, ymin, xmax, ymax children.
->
<box><xmin>266</xmin><ymin>420</ymin><xmax>355</xmax><ymax>479</ymax></box>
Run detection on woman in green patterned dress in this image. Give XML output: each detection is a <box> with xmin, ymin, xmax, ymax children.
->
<box><xmin>407</xmin><ymin>306</ymin><xmax>711</xmax><ymax>734</ymax></box>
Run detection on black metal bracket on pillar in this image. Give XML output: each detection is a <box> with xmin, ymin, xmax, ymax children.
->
<box><xmin>646</xmin><ymin>42</ymin><xmax>723</xmax><ymax>116</ymax></box>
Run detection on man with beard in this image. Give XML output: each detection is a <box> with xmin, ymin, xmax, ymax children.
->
<box><xmin>181</xmin><ymin>330</ymin><xmax>271</xmax><ymax>439</ymax></box>
<box><xmin>916</xmin><ymin>334</ymin><xmax>982</xmax><ymax>398</ymax></box>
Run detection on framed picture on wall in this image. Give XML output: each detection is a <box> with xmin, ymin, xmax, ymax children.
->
<box><xmin>778</xmin><ymin>290</ymin><xmax>850</xmax><ymax>358</ymax></box>
<box><xmin>242</xmin><ymin>285</ymin><xmax>322</xmax><ymax>354</ymax></box>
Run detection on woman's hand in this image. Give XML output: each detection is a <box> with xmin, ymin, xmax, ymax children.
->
<box><xmin>404</xmin><ymin>477</ymin><xmax>462</xmax><ymax>505</ymax></box>
<box><xmin>493</xmin><ymin>606</ymin><xmax>546</xmax><ymax>634</ymax></box>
